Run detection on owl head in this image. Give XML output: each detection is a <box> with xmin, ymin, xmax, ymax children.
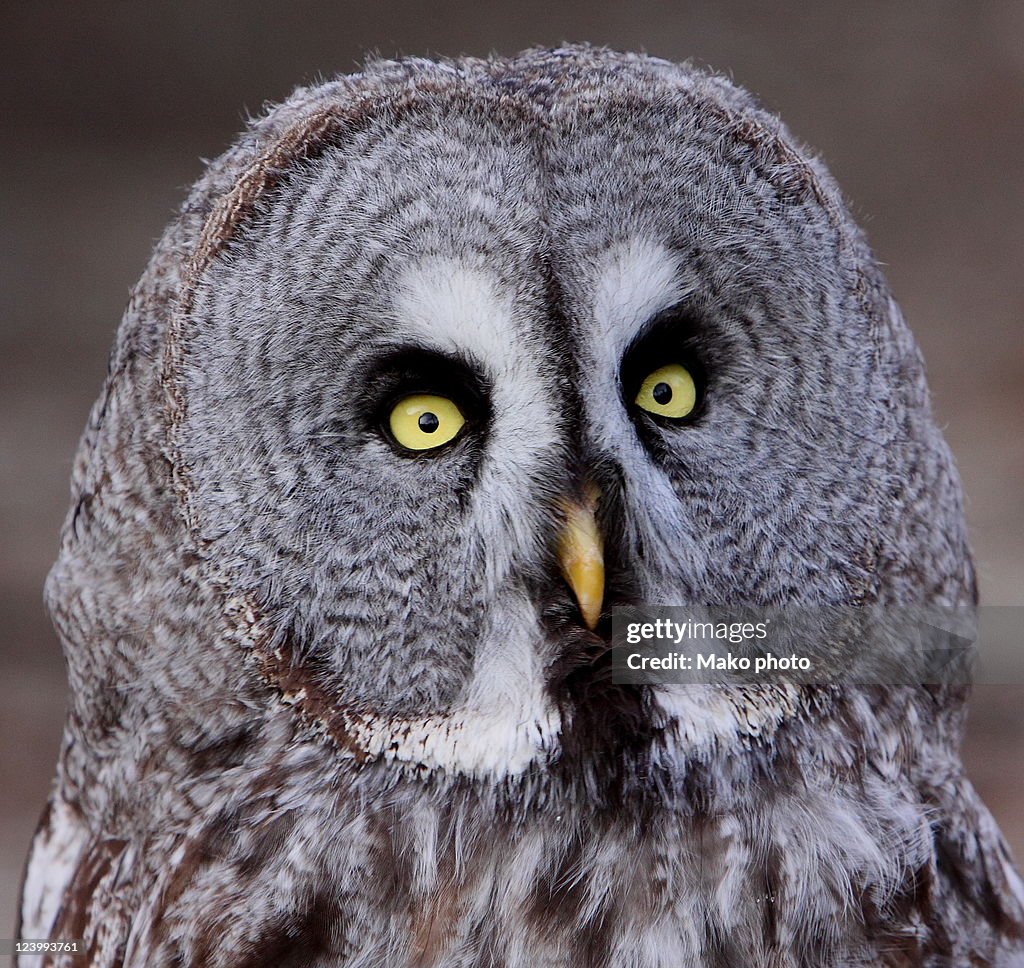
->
<box><xmin>48</xmin><ymin>47</ymin><xmax>972</xmax><ymax>790</ymax></box>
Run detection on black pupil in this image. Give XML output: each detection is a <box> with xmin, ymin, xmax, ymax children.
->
<box><xmin>652</xmin><ymin>382</ymin><xmax>673</xmax><ymax>405</ymax></box>
<box><xmin>418</xmin><ymin>411</ymin><xmax>440</xmax><ymax>434</ymax></box>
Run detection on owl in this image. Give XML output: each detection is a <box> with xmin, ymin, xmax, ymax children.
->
<box><xmin>18</xmin><ymin>46</ymin><xmax>1024</xmax><ymax>967</ymax></box>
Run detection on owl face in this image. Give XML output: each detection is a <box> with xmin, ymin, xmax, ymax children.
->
<box><xmin>173</xmin><ymin>54</ymin><xmax>967</xmax><ymax>778</ymax></box>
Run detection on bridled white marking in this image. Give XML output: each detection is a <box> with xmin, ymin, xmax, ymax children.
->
<box><xmin>394</xmin><ymin>258</ymin><xmax>546</xmax><ymax>397</ymax></box>
<box><xmin>591</xmin><ymin>238</ymin><xmax>695</xmax><ymax>365</ymax></box>
<box><xmin>583</xmin><ymin>239</ymin><xmax>716</xmax><ymax>611</ymax></box>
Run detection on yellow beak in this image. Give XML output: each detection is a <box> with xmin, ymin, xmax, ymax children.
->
<box><xmin>556</xmin><ymin>484</ymin><xmax>605</xmax><ymax>630</ymax></box>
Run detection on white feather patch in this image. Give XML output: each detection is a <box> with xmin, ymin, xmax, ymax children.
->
<box><xmin>346</xmin><ymin>595</ymin><xmax>560</xmax><ymax>778</ymax></box>
<box><xmin>19</xmin><ymin>796</ymin><xmax>88</xmax><ymax>942</ymax></box>
<box><xmin>591</xmin><ymin>238</ymin><xmax>694</xmax><ymax>362</ymax></box>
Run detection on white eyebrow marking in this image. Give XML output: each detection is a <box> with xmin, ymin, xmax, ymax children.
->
<box><xmin>591</xmin><ymin>238</ymin><xmax>695</xmax><ymax>361</ymax></box>
<box><xmin>394</xmin><ymin>257</ymin><xmax>520</xmax><ymax>368</ymax></box>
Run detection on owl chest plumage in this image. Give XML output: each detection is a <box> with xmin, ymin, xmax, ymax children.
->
<box><xmin>27</xmin><ymin>727</ymin><xmax>1012</xmax><ymax>968</ymax></box>
<box><xmin>76</xmin><ymin>783</ymin><xmax>1005</xmax><ymax>967</ymax></box>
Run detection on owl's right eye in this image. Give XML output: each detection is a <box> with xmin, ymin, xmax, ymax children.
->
<box><xmin>388</xmin><ymin>394</ymin><xmax>466</xmax><ymax>451</ymax></box>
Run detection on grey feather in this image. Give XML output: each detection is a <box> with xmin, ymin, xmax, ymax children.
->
<box><xmin>19</xmin><ymin>46</ymin><xmax>1024</xmax><ymax>967</ymax></box>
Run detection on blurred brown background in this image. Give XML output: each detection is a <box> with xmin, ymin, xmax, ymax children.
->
<box><xmin>2</xmin><ymin>0</ymin><xmax>1022</xmax><ymax>937</ymax></box>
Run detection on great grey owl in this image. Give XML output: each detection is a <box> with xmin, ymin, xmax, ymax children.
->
<box><xmin>18</xmin><ymin>45</ymin><xmax>1024</xmax><ymax>967</ymax></box>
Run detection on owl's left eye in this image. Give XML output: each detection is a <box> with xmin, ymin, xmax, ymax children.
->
<box><xmin>633</xmin><ymin>363</ymin><xmax>697</xmax><ymax>420</ymax></box>
<box><xmin>388</xmin><ymin>394</ymin><xmax>466</xmax><ymax>451</ymax></box>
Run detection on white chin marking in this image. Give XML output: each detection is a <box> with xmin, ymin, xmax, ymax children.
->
<box><xmin>348</xmin><ymin>704</ymin><xmax>560</xmax><ymax>778</ymax></box>
<box><xmin>347</xmin><ymin>595</ymin><xmax>561</xmax><ymax>779</ymax></box>
<box><xmin>654</xmin><ymin>683</ymin><xmax>806</xmax><ymax>758</ymax></box>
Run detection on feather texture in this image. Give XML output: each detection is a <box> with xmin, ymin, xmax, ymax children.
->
<box><xmin>19</xmin><ymin>46</ymin><xmax>1024</xmax><ymax>967</ymax></box>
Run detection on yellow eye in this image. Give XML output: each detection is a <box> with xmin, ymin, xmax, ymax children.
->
<box><xmin>388</xmin><ymin>394</ymin><xmax>466</xmax><ymax>451</ymax></box>
<box><xmin>634</xmin><ymin>363</ymin><xmax>697</xmax><ymax>420</ymax></box>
